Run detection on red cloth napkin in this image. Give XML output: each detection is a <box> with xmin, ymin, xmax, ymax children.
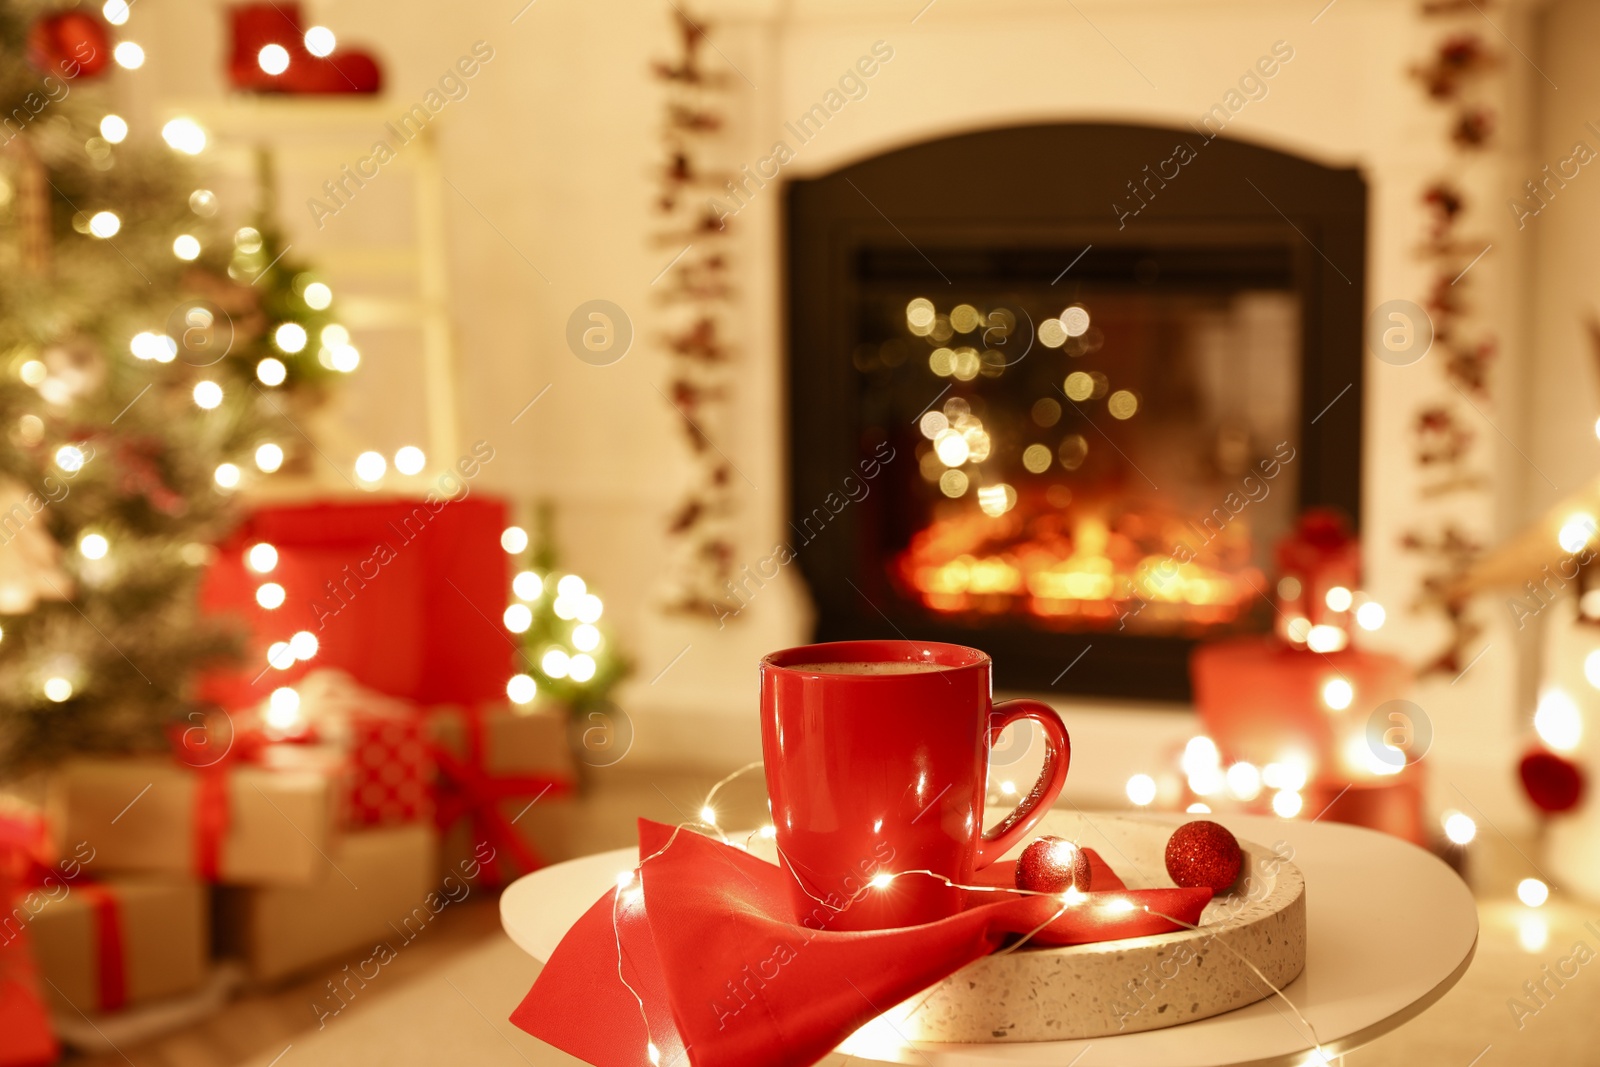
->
<box><xmin>512</xmin><ymin>821</ymin><xmax>1211</xmax><ymax>1067</ymax></box>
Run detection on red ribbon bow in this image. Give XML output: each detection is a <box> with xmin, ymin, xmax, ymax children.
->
<box><xmin>430</xmin><ymin>704</ymin><xmax>573</xmax><ymax>882</ymax></box>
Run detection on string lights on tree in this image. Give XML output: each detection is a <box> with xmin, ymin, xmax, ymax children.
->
<box><xmin>0</xmin><ymin>1</ymin><xmax>355</xmax><ymax>771</ymax></box>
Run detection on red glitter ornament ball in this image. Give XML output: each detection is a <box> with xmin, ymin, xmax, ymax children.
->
<box><xmin>1015</xmin><ymin>836</ymin><xmax>1091</xmax><ymax>894</ymax></box>
<box><xmin>1165</xmin><ymin>820</ymin><xmax>1243</xmax><ymax>892</ymax></box>
<box><xmin>1519</xmin><ymin>749</ymin><xmax>1586</xmax><ymax>815</ymax></box>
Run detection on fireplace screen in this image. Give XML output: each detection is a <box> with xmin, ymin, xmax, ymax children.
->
<box><xmin>786</xmin><ymin>123</ymin><xmax>1365</xmax><ymax>698</ymax></box>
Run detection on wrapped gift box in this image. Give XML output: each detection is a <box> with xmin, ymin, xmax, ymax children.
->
<box><xmin>0</xmin><ymin>924</ymin><xmax>57</xmax><ymax>1067</ymax></box>
<box><xmin>215</xmin><ymin>823</ymin><xmax>436</xmax><ymax>983</ymax></box>
<box><xmin>28</xmin><ymin>878</ymin><xmax>207</xmax><ymax>1013</ymax></box>
<box><xmin>50</xmin><ymin>757</ymin><xmax>340</xmax><ymax>886</ymax></box>
<box><xmin>428</xmin><ymin>702</ymin><xmax>576</xmax><ymax>881</ymax></box>
<box><xmin>290</xmin><ymin>670</ymin><xmax>433</xmax><ymax>829</ymax></box>
<box><xmin>200</xmin><ymin>495</ymin><xmax>510</xmax><ymax>711</ymax></box>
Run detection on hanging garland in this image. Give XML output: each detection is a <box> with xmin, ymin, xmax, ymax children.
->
<box><xmin>1399</xmin><ymin>12</ymin><xmax>1503</xmax><ymax>674</ymax></box>
<box><xmin>650</xmin><ymin>5</ymin><xmax>742</xmax><ymax>618</ymax></box>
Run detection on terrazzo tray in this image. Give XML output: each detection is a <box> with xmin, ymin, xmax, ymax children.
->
<box><xmin>767</xmin><ymin>811</ymin><xmax>1307</xmax><ymax>1043</ymax></box>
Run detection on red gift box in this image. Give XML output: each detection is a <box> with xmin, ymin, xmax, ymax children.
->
<box><xmin>283</xmin><ymin>669</ymin><xmax>433</xmax><ymax>829</ymax></box>
<box><xmin>200</xmin><ymin>495</ymin><xmax>511</xmax><ymax>711</ymax></box>
<box><xmin>0</xmin><ymin>812</ymin><xmax>60</xmax><ymax>1067</ymax></box>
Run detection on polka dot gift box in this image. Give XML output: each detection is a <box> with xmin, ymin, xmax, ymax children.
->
<box><xmin>291</xmin><ymin>669</ymin><xmax>433</xmax><ymax>830</ymax></box>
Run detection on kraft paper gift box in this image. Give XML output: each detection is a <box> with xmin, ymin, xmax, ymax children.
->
<box><xmin>428</xmin><ymin>702</ymin><xmax>576</xmax><ymax>881</ymax></box>
<box><xmin>50</xmin><ymin>756</ymin><xmax>340</xmax><ymax>886</ymax></box>
<box><xmin>29</xmin><ymin>877</ymin><xmax>208</xmax><ymax>1014</ymax></box>
<box><xmin>215</xmin><ymin>822</ymin><xmax>436</xmax><ymax>983</ymax></box>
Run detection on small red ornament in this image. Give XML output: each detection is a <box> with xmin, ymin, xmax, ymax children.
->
<box><xmin>28</xmin><ymin>12</ymin><xmax>112</xmax><ymax>80</ymax></box>
<box><xmin>1519</xmin><ymin>749</ymin><xmax>1586</xmax><ymax>815</ymax></box>
<box><xmin>1015</xmin><ymin>836</ymin><xmax>1091</xmax><ymax>894</ymax></box>
<box><xmin>1165</xmin><ymin>820</ymin><xmax>1243</xmax><ymax>892</ymax></box>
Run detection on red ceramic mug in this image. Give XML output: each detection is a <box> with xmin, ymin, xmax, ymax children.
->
<box><xmin>759</xmin><ymin>640</ymin><xmax>1070</xmax><ymax>931</ymax></box>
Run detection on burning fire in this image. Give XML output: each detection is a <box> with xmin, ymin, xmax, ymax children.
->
<box><xmin>895</xmin><ymin>502</ymin><xmax>1263</xmax><ymax>631</ymax></box>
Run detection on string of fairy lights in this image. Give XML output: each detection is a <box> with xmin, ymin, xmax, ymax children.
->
<box><xmin>89</xmin><ymin>1</ymin><xmax>420</xmax><ymax>494</ymax></box>
<box><xmin>607</xmin><ymin>763</ymin><xmax>1333</xmax><ymax>1066</ymax></box>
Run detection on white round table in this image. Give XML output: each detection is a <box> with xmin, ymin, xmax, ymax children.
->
<box><xmin>502</xmin><ymin>813</ymin><xmax>1477</xmax><ymax>1067</ymax></box>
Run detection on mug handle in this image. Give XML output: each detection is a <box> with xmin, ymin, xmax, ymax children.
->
<box><xmin>974</xmin><ymin>698</ymin><xmax>1071</xmax><ymax>869</ymax></box>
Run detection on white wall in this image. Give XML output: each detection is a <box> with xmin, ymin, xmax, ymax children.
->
<box><xmin>126</xmin><ymin>0</ymin><xmax>1559</xmax><ymax>818</ymax></box>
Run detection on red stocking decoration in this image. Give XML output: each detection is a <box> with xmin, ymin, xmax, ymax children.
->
<box><xmin>228</xmin><ymin>3</ymin><xmax>381</xmax><ymax>95</ymax></box>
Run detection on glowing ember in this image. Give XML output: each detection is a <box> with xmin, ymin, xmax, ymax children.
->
<box><xmin>895</xmin><ymin>498</ymin><xmax>1262</xmax><ymax>631</ymax></box>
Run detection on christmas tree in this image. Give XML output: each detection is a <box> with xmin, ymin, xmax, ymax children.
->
<box><xmin>507</xmin><ymin>505</ymin><xmax>629</xmax><ymax>713</ymax></box>
<box><xmin>0</xmin><ymin>2</ymin><xmax>344</xmax><ymax>773</ymax></box>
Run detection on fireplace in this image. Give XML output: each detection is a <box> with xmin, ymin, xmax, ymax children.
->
<box><xmin>785</xmin><ymin>123</ymin><xmax>1366</xmax><ymax>701</ymax></box>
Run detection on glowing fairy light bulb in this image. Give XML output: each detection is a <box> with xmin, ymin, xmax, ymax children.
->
<box><xmin>88</xmin><ymin>211</ymin><xmax>121</xmax><ymax>238</ymax></box>
<box><xmin>258</xmin><ymin>44</ymin><xmax>290</xmax><ymax>76</ymax></box>
<box><xmin>506</xmin><ymin>673</ymin><xmax>537</xmax><ymax>705</ymax></box>
<box><xmin>568</xmin><ymin>653</ymin><xmax>597</xmax><ymax>682</ymax></box>
<box><xmin>1226</xmin><ymin>762</ymin><xmax>1262</xmax><ymax>801</ymax></box>
<box><xmin>1517</xmin><ymin>878</ymin><xmax>1549</xmax><ymax>908</ymax></box>
<box><xmin>79</xmin><ymin>533</ymin><xmax>109</xmax><ymax>560</ymax></box>
<box><xmin>255</xmin><ymin>582</ymin><xmax>286</xmax><ymax>609</ymax></box>
<box><xmin>161</xmin><ymin>117</ymin><xmax>207</xmax><ymax>155</ymax></box>
<box><xmin>1321</xmin><ymin>677</ymin><xmax>1354</xmax><ymax>711</ymax></box>
<box><xmin>113</xmin><ymin>41</ymin><xmax>144</xmax><ymax>69</ymax></box>
<box><xmin>254</xmin><ymin>442</ymin><xmax>284</xmax><ymax>473</ymax></box>
<box><xmin>102</xmin><ymin>1</ymin><xmax>130</xmax><ymax>25</ymax></box>
<box><xmin>1534</xmin><ymin>688</ymin><xmax>1583</xmax><ymax>752</ymax></box>
<box><xmin>503</xmin><ymin>604</ymin><xmax>533</xmax><ymax>633</ymax></box>
<box><xmin>1559</xmin><ymin>514</ymin><xmax>1597</xmax><ymax>554</ymax></box>
<box><xmin>193</xmin><ymin>380</ymin><xmax>223</xmax><ymax>409</ymax></box>
<box><xmin>304</xmin><ymin>26</ymin><xmax>336</xmax><ymax>57</ymax></box>
<box><xmin>100</xmin><ymin>114</ymin><xmax>128</xmax><ymax>142</ymax></box>
<box><xmin>394</xmin><ymin>446</ymin><xmax>426</xmax><ymax>475</ymax></box>
<box><xmin>354</xmin><ymin>451</ymin><xmax>386</xmax><ymax>483</ymax></box>
<box><xmin>274</xmin><ymin>322</ymin><xmax>308</xmax><ymax>353</ymax></box>
<box><xmin>513</xmin><ymin>571</ymin><xmax>543</xmax><ymax>600</ymax></box>
<box><xmin>246</xmin><ymin>542</ymin><xmax>278</xmax><ymax>573</ymax></box>
<box><xmin>572</xmin><ymin>623</ymin><xmax>601</xmax><ymax>652</ymax></box>
<box><xmin>700</xmin><ymin>805</ymin><xmax>717</xmax><ymax>826</ymax></box>
<box><xmin>1271</xmin><ymin>789</ymin><xmax>1303</xmax><ymax>818</ymax></box>
<box><xmin>541</xmin><ymin>648</ymin><xmax>570</xmax><ymax>678</ymax></box>
<box><xmin>213</xmin><ymin>463</ymin><xmax>241</xmax><ymax>489</ymax></box>
<box><xmin>43</xmin><ymin>677</ymin><xmax>73</xmax><ymax>702</ymax></box>
<box><xmin>502</xmin><ymin>527</ymin><xmax>530</xmax><ymax>554</ymax></box>
<box><xmin>576</xmin><ymin>593</ymin><xmax>604</xmax><ymax>624</ymax></box>
<box><xmin>173</xmin><ymin>234</ymin><xmax>200</xmax><ymax>260</ymax></box>
<box><xmin>257</xmin><ymin>357</ymin><xmax>287</xmax><ymax>386</ymax></box>
<box><xmin>1125</xmin><ymin>773</ymin><xmax>1156</xmax><ymax>806</ymax></box>
<box><xmin>289</xmin><ymin>631</ymin><xmax>318</xmax><ymax>660</ymax></box>
<box><xmin>869</xmin><ymin>872</ymin><xmax>894</xmax><ymax>889</ymax></box>
<box><xmin>1356</xmin><ymin>601</ymin><xmax>1386</xmax><ymax>630</ymax></box>
<box><xmin>1442</xmin><ymin>810</ymin><xmax>1476</xmax><ymax>845</ymax></box>
<box><xmin>266</xmin><ymin>687</ymin><xmax>301</xmax><ymax>729</ymax></box>
<box><xmin>303</xmin><ymin>281</ymin><xmax>333</xmax><ymax>308</ymax></box>
<box><xmin>1306</xmin><ymin>624</ymin><xmax>1348</xmax><ymax>653</ymax></box>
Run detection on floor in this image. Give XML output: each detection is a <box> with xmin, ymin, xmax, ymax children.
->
<box><xmin>64</xmin><ymin>767</ymin><xmax>1600</xmax><ymax>1067</ymax></box>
